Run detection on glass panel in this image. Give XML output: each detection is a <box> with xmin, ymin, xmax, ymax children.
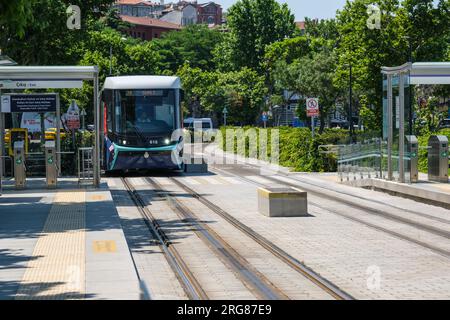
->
<box><xmin>392</xmin><ymin>74</ymin><xmax>400</xmax><ymax>182</ymax></box>
<box><xmin>403</xmin><ymin>72</ymin><xmax>412</xmax><ymax>183</ymax></box>
<box><xmin>382</xmin><ymin>74</ymin><xmax>389</xmax><ymax>179</ymax></box>
<box><xmin>115</xmin><ymin>89</ymin><xmax>175</xmax><ymax>135</ymax></box>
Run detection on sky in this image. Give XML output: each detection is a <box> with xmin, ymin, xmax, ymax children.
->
<box><xmin>214</xmin><ymin>0</ymin><xmax>349</xmax><ymax>21</ymax></box>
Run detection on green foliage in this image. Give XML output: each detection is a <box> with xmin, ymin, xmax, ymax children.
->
<box><xmin>155</xmin><ymin>25</ymin><xmax>223</xmax><ymax>73</ymax></box>
<box><xmin>225</xmin><ymin>0</ymin><xmax>296</xmax><ymax>72</ymax></box>
<box><xmin>272</xmin><ymin>51</ymin><xmax>341</xmax><ymax>132</ymax></box>
<box><xmin>60</xmin><ymin>130</ymin><xmax>95</xmax><ymax>175</ymax></box>
<box><xmin>417</xmin><ymin>129</ymin><xmax>450</xmax><ymax>174</ymax></box>
<box><xmin>0</xmin><ymin>0</ymin><xmax>33</xmax><ymax>37</ymax></box>
<box><xmin>1</xmin><ymin>0</ymin><xmax>114</xmax><ymax>65</ymax></box>
<box><xmin>334</xmin><ymin>0</ymin><xmax>450</xmax><ymax>132</ymax></box>
<box><xmin>178</xmin><ymin>65</ymin><xmax>267</xmax><ymax>124</ymax></box>
<box><xmin>220</xmin><ymin>127</ymin><xmax>349</xmax><ymax>172</ymax></box>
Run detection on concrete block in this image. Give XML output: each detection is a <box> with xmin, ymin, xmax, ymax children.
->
<box><xmin>184</xmin><ymin>157</ymin><xmax>208</xmax><ymax>173</ymax></box>
<box><xmin>258</xmin><ymin>187</ymin><xmax>308</xmax><ymax>217</ymax></box>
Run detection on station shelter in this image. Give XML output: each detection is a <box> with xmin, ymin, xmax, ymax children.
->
<box><xmin>382</xmin><ymin>62</ymin><xmax>450</xmax><ymax>183</ymax></box>
<box><xmin>337</xmin><ymin>62</ymin><xmax>450</xmax><ymax>184</ymax></box>
<box><xmin>0</xmin><ymin>66</ymin><xmax>101</xmax><ymax>190</ymax></box>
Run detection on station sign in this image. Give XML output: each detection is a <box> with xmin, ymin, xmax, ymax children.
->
<box><xmin>306</xmin><ymin>98</ymin><xmax>320</xmax><ymax>117</ymax></box>
<box><xmin>0</xmin><ymin>80</ymin><xmax>83</xmax><ymax>89</ymax></box>
<box><xmin>1</xmin><ymin>94</ymin><xmax>57</xmax><ymax>113</ymax></box>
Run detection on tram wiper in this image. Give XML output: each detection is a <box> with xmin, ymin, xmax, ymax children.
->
<box><xmin>126</xmin><ymin>122</ymin><xmax>146</xmax><ymax>143</ymax></box>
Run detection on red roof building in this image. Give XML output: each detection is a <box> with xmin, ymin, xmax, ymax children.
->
<box><xmin>120</xmin><ymin>15</ymin><xmax>181</xmax><ymax>40</ymax></box>
<box><xmin>197</xmin><ymin>2</ymin><xmax>222</xmax><ymax>26</ymax></box>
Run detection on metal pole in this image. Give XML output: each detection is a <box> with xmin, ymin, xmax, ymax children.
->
<box><xmin>387</xmin><ymin>74</ymin><xmax>393</xmax><ymax>181</ymax></box>
<box><xmin>311</xmin><ymin>116</ymin><xmax>315</xmax><ymax>139</ymax></box>
<box><xmin>93</xmin><ymin>73</ymin><xmax>100</xmax><ymax>187</ymax></box>
<box><xmin>349</xmin><ymin>64</ymin><xmax>354</xmax><ymax>143</ymax></box>
<box><xmin>56</xmin><ymin>94</ymin><xmax>61</xmax><ymax>176</ymax></box>
<box><xmin>109</xmin><ymin>46</ymin><xmax>113</xmax><ymax>76</ymax></box>
<box><xmin>399</xmin><ymin>73</ymin><xmax>405</xmax><ymax>183</ymax></box>
<box><xmin>224</xmin><ymin>113</ymin><xmax>227</xmax><ymax>126</ymax></box>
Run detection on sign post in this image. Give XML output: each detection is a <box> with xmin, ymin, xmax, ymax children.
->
<box><xmin>80</xmin><ymin>108</ymin><xmax>87</xmax><ymax>130</ymax></box>
<box><xmin>66</xmin><ymin>100</ymin><xmax>81</xmax><ymax>149</ymax></box>
<box><xmin>223</xmin><ymin>107</ymin><xmax>228</xmax><ymax>126</ymax></box>
<box><xmin>306</xmin><ymin>98</ymin><xmax>320</xmax><ymax>139</ymax></box>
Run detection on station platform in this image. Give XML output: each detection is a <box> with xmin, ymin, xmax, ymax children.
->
<box><xmin>339</xmin><ymin>173</ymin><xmax>450</xmax><ymax>209</ymax></box>
<box><xmin>0</xmin><ymin>178</ymin><xmax>141</xmax><ymax>300</ymax></box>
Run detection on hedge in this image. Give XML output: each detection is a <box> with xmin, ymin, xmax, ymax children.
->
<box><xmin>219</xmin><ymin>126</ymin><xmax>450</xmax><ymax>174</ymax></box>
<box><xmin>219</xmin><ymin>126</ymin><xmax>350</xmax><ymax>172</ymax></box>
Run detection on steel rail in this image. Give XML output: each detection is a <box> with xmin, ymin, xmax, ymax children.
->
<box><xmin>210</xmin><ymin>166</ymin><xmax>450</xmax><ymax>260</ymax></box>
<box><xmin>146</xmin><ymin>177</ymin><xmax>288</xmax><ymax>300</ymax></box>
<box><xmin>168</xmin><ymin>176</ymin><xmax>354</xmax><ymax>301</ymax></box>
<box><xmin>121</xmin><ymin>177</ymin><xmax>208</xmax><ymax>300</ymax></box>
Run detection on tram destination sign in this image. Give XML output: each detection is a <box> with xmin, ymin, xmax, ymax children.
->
<box><xmin>1</xmin><ymin>94</ymin><xmax>57</xmax><ymax>113</ymax></box>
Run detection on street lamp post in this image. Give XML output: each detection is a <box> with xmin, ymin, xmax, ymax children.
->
<box><xmin>348</xmin><ymin>63</ymin><xmax>354</xmax><ymax>143</ymax></box>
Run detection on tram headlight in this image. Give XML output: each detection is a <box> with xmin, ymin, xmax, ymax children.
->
<box><xmin>164</xmin><ymin>138</ymin><xmax>170</xmax><ymax>145</ymax></box>
<box><xmin>122</xmin><ymin>140</ymin><xmax>127</xmax><ymax>145</ymax></box>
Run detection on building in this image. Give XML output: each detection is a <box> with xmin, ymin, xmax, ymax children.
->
<box><xmin>115</xmin><ymin>1</ymin><xmax>223</xmax><ymax>26</ymax></box>
<box><xmin>295</xmin><ymin>21</ymin><xmax>306</xmax><ymax>34</ymax></box>
<box><xmin>120</xmin><ymin>15</ymin><xmax>181</xmax><ymax>40</ymax></box>
<box><xmin>197</xmin><ymin>2</ymin><xmax>222</xmax><ymax>25</ymax></box>
<box><xmin>115</xmin><ymin>0</ymin><xmax>165</xmax><ymax>18</ymax></box>
<box><xmin>160</xmin><ymin>3</ymin><xmax>197</xmax><ymax>26</ymax></box>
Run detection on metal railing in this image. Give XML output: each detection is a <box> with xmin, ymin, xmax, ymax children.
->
<box><xmin>78</xmin><ymin>147</ymin><xmax>94</xmax><ymax>185</ymax></box>
<box><xmin>337</xmin><ymin>138</ymin><xmax>383</xmax><ymax>182</ymax></box>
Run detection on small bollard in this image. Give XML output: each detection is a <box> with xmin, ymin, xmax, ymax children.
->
<box><xmin>258</xmin><ymin>187</ymin><xmax>308</xmax><ymax>217</ymax></box>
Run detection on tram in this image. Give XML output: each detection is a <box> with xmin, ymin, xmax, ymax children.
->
<box><xmin>101</xmin><ymin>76</ymin><xmax>184</xmax><ymax>172</ymax></box>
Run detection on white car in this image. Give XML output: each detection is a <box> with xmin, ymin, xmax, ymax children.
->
<box><xmin>183</xmin><ymin>118</ymin><xmax>216</xmax><ymax>142</ymax></box>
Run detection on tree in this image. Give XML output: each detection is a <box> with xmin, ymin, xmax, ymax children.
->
<box><xmin>0</xmin><ymin>0</ymin><xmax>32</xmax><ymax>38</ymax></box>
<box><xmin>178</xmin><ymin>65</ymin><xmax>267</xmax><ymax>125</ymax></box>
<box><xmin>273</xmin><ymin>52</ymin><xmax>341</xmax><ymax>132</ymax></box>
<box><xmin>334</xmin><ymin>0</ymin><xmax>450</xmax><ymax>132</ymax></box>
<box><xmin>154</xmin><ymin>25</ymin><xmax>224</xmax><ymax>73</ymax></box>
<box><xmin>224</xmin><ymin>0</ymin><xmax>296</xmax><ymax>72</ymax></box>
<box><xmin>1</xmin><ymin>0</ymin><xmax>114</xmax><ymax>65</ymax></box>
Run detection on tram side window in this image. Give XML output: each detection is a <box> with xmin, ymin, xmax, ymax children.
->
<box><xmin>114</xmin><ymin>90</ymin><xmax>122</xmax><ymax>134</ymax></box>
<box><xmin>103</xmin><ymin>90</ymin><xmax>113</xmax><ymax>134</ymax></box>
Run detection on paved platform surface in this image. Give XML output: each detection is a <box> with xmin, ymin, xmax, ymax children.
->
<box><xmin>0</xmin><ymin>178</ymin><xmax>140</xmax><ymax>300</ymax></box>
<box><xmin>194</xmin><ymin>144</ymin><xmax>450</xmax><ymax>299</ymax></box>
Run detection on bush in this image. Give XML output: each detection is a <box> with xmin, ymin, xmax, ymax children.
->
<box><xmin>219</xmin><ymin>126</ymin><xmax>350</xmax><ymax>172</ymax></box>
<box><xmin>418</xmin><ymin>129</ymin><xmax>450</xmax><ymax>174</ymax></box>
<box><xmin>60</xmin><ymin>130</ymin><xmax>95</xmax><ymax>175</ymax></box>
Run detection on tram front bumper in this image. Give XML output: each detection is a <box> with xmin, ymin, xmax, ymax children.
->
<box><xmin>112</xmin><ymin>150</ymin><xmax>182</xmax><ymax>170</ymax></box>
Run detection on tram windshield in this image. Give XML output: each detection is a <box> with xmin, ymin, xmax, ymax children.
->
<box><xmin>114</xmin><ymin>89</ymin><xmax>176</xmax><ymax>135</ymax></box>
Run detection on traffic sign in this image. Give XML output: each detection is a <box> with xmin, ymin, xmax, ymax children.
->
<box><xmin>222</xmin><ymin>107</ymin><xmax>228</xmax><ymax>114</ymax></box>
<box><xmin>262</xmin><ymin>112</ymin><xmax>268</xmax><ymax>122</ymax></box>
<box><xmin>306</xmin><ymin>98</ymin><xmax>319</xmax><ymax>117</ymax></box>
<box><xmin>66</xmin><ymin>100</ymin><xmax>80</xmax><ymax>130</ymax></box>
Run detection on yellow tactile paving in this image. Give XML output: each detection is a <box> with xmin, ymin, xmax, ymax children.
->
<box><xmin>15</xmin><ymin>191</ymin><xmax>86</xmax><ymax>300</ymax></box>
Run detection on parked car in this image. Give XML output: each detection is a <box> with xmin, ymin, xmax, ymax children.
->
<box><xmin>45</xmin><ymin>128</ymin><xmax>67</xmax><ymax>140</ymax></box>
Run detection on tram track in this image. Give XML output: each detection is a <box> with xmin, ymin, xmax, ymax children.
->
<box><xmin>121</xmin><ymin>177</ymin><xmax>208</xmax><ymax>300</ymax></box>
<box><xmin>276</xmin><ymin>172</ymin><xmax>450</xmax><ymax>226</ymax></box>
<box><xmin>145</xmin><ymin>176</ymin><xmax>289</xmax><ymax>300</ymax></box>
<box><xmin>165</xmin><ymin>176</ymin><xmax>354</xmax><ymax>300</ymax></box>
<box><xmin>209</xmin><ymin>166</ymin><xmax>450</xmax><ymax>259</ymax></box>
